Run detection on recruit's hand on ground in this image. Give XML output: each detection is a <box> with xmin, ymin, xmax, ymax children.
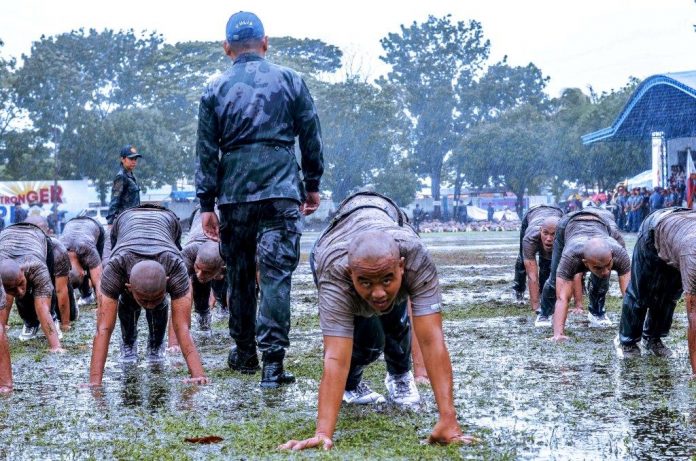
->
<box><xmin>570</xmin><ymin>306</ymin><xmax>585</xmax><ymax>314</ymax></box>
<box><xmin>201</xmin><ymin>212</ymin><xmax>220</xmax><ymax>241</ymax></box>
<box><xmin>0</xmin><ymin>385</ymin><xmax>12</xmax><ymax>394</ymax></box>
<box><xmin>426</xmin><ymin>420</ymin><xmax>479</xmax><ymax>445</ymax></box>
<box><xmin>278</xmin><ymin>433</ymin><xmax>333</xmax><ymax>451</ymax></box>
<box><xmin>60</xmin><ymin>322</ymin><xmax>71</xmax><ymax>333</ymax></box>
<box><xmin>166</xmin><ymin>345</ymin><xmax>181</xmax><ymax>354</ymax></box>
<box><xmin>301</xmin><ymin>192</ymin><xmax>321</xmax><ymax>216</ymax></box>
<box><xmin>183</xmin><ymin>376</ymin><xmax>209</xmax><ymax>385</ymax></box>
<box><xmin>49</xmin><ymin>347</ymin><xmax>66</xmax><ymax>354</ymax></box>
<box><xmin>548</xmin><ymin>334</ymin><xmax>570</xmax><ymax>342</ymax></box>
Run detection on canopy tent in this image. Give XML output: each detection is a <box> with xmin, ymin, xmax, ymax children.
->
<box><xmin>582</xmin><ymin>71</ymin><xmax>696</xmax><ymax>144</ymax></box>
<box><xmin>493</xmin><ymin>209</ymin><xmax>521</xmax><ymax>223</ymax></box>
<box><xmin>465</xmin><ymin>205</ymin><xmax>489</xmax><ymax>221</ymax></box>
<box><xmin>624</xmin><ymin>169</ymin><xmax>653</xmax><ymax>190</ymax></box>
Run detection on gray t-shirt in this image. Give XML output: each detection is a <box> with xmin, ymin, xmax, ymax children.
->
<box><xmin>182</xmin><ymin>208</ymin><xmax>218</xmax><ymax>276</ymax></box>
<box><xmin>654</xmin><ymin>211</ymin><xmax>696</xmax><ymax>294</ymax></box>
<box><xmin>101</xmin><ymin>207</ymin><xmax>188</xmax><ymax>300</ymax></box>
<box><xmin>51</xmin><ymin>237</ymin><xmax>71</xmax><ymax>278</ymax></box>
<box><xmin>60</xmin><ymin>217</ymin><xmax>102</xmax><ymax>269</ymax></box>
<box><xmin>0</xmin><ymin>224</ymin><xmax>53</xmax><ymax>298</ymax></box>
<box><xmin>522</xmin><ymin>207</ymin><xmax>562</xmax><ymax>260</ymax></box>
<box><xmin>557</xmin><ymin>217</ymin><xmax>631</xmax><ymax>281</ymax></box>
<box><xmin>313</xmin><ymin>195</ymin><xmax>442</xmax><ymax>338</ymax></box>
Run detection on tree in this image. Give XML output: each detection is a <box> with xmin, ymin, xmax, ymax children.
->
<box><xmin>318</xmin><ymin>76</ymin><xmax>409</xmax><ymax>202</ymax></box>
<box><xmin>380</xmin><ymin>15</ymin><xmax>490</xmax><ymax>218</ymax></box>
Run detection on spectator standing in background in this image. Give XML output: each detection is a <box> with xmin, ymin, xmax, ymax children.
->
<box><xmin>487</xmin><ymin>203</ymin><xmax>494</xmax><ymax>222</ymax></box>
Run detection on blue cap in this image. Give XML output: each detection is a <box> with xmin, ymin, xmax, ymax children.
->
<box><xmin>120</xmin><ymin>145</ymin><xmax>141</xmax><ymax>159</ymax></box>
<box><xmin>226</xmin><ymin>11</ymin><xmax>265</xmax><ymax>42</ymax></box>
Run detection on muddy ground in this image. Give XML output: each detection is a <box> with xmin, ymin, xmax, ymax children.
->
<box><xmin>1</xmin><ymin>231</ymin><xmax>695</xmax><ymax>460</ymax></box>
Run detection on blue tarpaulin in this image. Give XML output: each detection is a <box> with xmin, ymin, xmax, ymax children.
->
<box><xmin>582</xmin><ymin>71</ymin><xmax>696</xmax><ymax>144</ymax></box>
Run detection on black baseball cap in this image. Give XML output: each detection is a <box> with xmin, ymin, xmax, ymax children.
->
<box><xmin>120</xmin><ymin>145</ymin><xmax>142</xmax><ymax>159</ymax></box>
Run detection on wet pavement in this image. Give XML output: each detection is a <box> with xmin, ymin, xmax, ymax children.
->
<box><xmin>1</xmin><ymin>230</ymin><xmax>694</xmax><ymax>459</ymax></box>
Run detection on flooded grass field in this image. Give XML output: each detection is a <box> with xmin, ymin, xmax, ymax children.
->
<box><xmin>2</xmin><ymin>231</ymin><xmax>695</xmax><ymax>460</ymax></box>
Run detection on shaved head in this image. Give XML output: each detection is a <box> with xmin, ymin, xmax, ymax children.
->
<box><xmin>24</xmin><ymin>215</ymin><xmax>49</xmax><ymax>233</ymax></box>
<box><xmin>347</xmin><ymin>230</ymin><xmax>400</xmax><ymax>268</ymax></box>
<box><xmin>129</xmin><ymin>261</ymin><xmax>167</xmax><ymax>307</ymax></box>
<box><xmin>0</xmin><ymin>259</ymin><xmax>22</xmax><ymax>286</ymax></box>
<box><xmin>583</xmin><ymin>238</ymin><xmax>612</xmax><ymax>262</ymax></box>
<box><xmin>196</xmin><ymin>241</ymin><xmax>224</xmax><ymax>271</ymax></box>
<box><xmin>541</xmin><ymin>216</ymin><xmax>560</xmax><ymax>233</ymax></box>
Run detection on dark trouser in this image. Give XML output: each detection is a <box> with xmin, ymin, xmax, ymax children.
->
<box><xmin>619</xmin><ymin>209</ymin><xmax>686</xmax><ymax>346</ymax></box>
<box><xmin>79</xmin><ymin>275</ymin><xmax>92</xmax><ymax>299</ymax></box>
<box><xmin>539</xmin><ymin>217</ymin><xmax>609</xmax><ymax>317</ymax></box>
<box><xmin>117</xmin><ymin>291</ymin><xmax>168</xmax><ymax>351</ymax></box>
<box><xmin>211</xmin><ymin>279</ymin><xmax>227</xmax><ymax>308</ymax></box>
<box><xmin>191</xmin><ymin>275</ymin><xmax>211</xmax><ymax>317</ymax></box>
<box><xmin>219</xmin><ymin>199</ymin><xmax>301</xmax><ymax>361</ymax></box>
<box><xmin>16</xmin><ymin>292</ymin><xmax>57</xmax><ymax>328</ymax></box>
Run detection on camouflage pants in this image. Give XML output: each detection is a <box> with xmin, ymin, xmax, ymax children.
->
<box><xmin>219</xmin><ymin>199</ymin><xmax>301</xmax><ymax>361</ymax></box>
<box><xmin>619</xmin><ymin>209</ymin><xmax>686</xmax><ymax>346</ymax></box>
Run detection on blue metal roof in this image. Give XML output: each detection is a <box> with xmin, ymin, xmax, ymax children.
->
<box><xmin>582</xmin><ymin>71</ymin><xmax>696</xmax><ymax>144</ymax></box>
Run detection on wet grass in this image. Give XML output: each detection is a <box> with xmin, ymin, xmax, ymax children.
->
<box><xmin>2</xmin><ymin>230</ymin><xmax>695</xmax><ymax>459</ymax></box>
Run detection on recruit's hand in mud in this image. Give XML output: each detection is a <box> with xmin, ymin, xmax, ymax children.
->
<box><xmin>548</xmin><ymin>334</ymin><xmax>570</xmax><ymax>342</ymax></box>
<box><xmin>0</xmin><ymin>386</ymin><xmax>12</xmax><ymax>394</ymax></box>
<box><xmin>166</xmin><ymin>345</ymin><xmax>181</xmax><ymax>354</ymax></box>
<box><xmin>426</xmin><ymin>420</ymin><xmax>479</xmax><ymax>445</ymax></box>
<box><xmin>183</xmin><ymin>376</ymin><xmax>209</xmax><ymax>385</ymax></box>
<box><xmin>278</xmin><ymin>433</ymin><xmax>333</xmax><ymax>451</ymax></box>
<box><xmin>301</xmin><ymin>192</ymin><xmax>321</xmax><ymax>216</ymax></box>
<box><xmin>60</xmin><ymin>322</ymin><xmax>71</xmax><ymax>333</ymax></box>
<box><xmin>201</xmin><ymin>212</ymin><xmax>220</xmax><ymax>241</ymax></box>
<box><xmin>49</xmin><ymin>347</ymin><xmax>66</xmax><ymax>354</ymax></box>
<box><xmin>570</xmin><ymin>306</ymin><xmax>585</xmax><ymax>314</ymax></box>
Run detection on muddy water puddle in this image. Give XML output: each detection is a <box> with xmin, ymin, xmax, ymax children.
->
<box><xmin>3</xmin><ymin>230</ymin><xmax>693</xmax><ymax>459</ymax></box>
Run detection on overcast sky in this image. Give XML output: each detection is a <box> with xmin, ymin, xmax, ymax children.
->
<box><xmin>1</xmin><ymin>0</ymin><xmax>695</xmax><ymax>97</ymax></box>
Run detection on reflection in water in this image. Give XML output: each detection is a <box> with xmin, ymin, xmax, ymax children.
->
<box><xmin>120</xmin><ymin>364</ymin><xmax>170</xmax><ymax>411</ymax></box>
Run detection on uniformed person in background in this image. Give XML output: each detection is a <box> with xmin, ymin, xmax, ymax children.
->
<box><xmin>106</xmin><ymin>145</ymin><xmax>141</xmax><ymax>226</ymax></box>
<box><xmin>195</xmin><ymin>11</ymin><xmax>324</xmax><ymax>388</ymax></box>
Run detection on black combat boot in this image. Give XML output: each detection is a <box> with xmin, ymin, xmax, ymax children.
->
<box><xmin>260</xmin><ymin>360</ymin><xmax>295</xmax><ymax>388</ymax></box>
<box><xmin>228</xmin><ymin>345</ymin><xmax>260</xmax><ymax>373</ymax></box>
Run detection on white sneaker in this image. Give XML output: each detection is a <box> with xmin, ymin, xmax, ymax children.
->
<box><xmin>588</xmin><ymin>312</ymin><xmax>612</xmax><ymax>328</ymax></box>
<box><xmin>19</xmin><ymin>324</ymin><xmax>39</xmax><ymax>341</ymax></box>
<box><xmin>385</xmin><ymin>371</ymin><xmax>420</xmax><ymax>406</ymax></box>
<box><xmin>77</xmin><ymin>294</ymin><xmax>96</xmax><ymax>306</ymax></box>
<box><xmin>534</xmin><ymin>314</ymin><xmax>552</xmax><ymax>328</ymax></box>
<box><xmin>342</xmin><ymin>381</ymin><xmax>386</xmax><ymax>405</ymax></box>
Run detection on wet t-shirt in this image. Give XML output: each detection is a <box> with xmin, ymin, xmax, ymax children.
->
<box><xmin>101</xmin><ymin>228</ymin><xmax>112</xmax><ymax>266</ymax></box>
<box><xmin>556</xmin><ymin>218</ymin><xmax>630</xmax><ymax>281</ymax></box>
<box><xmin>60</xmin><ymin>218</ymin><xmax>102</xmax><ymax>269</ymax></box>
<box><xmin>654</xmin><ymin>212</ymin><xmax>696</xmax><ymax>294</ymax></box>
<box><xmin>313</xmin><ymin>195</ymin><xmax>442</xmax><ymax>338</ymax></box>
<box><xmin>0</xmin><ymin>224</ymin><xmax>53</xmax><ymax>298</ymax></box>
<box><xmin>182</xmin><ymin>209</ymin><xmax>217</xmax><ymax>276</ymax></box>
<box><xmin>522</xmin><ymin>207</ymin><xmax>562</xmax><ymax>260</ymax></box>
<box><xmin>51</xmin><ymin>237</ymin><xmax>71</xmax><ymax>278</ymax></box>
<box><xmin>101</xmin><ymin>208</ymin><xmax>188</xmax><ymax>300</ymax></box>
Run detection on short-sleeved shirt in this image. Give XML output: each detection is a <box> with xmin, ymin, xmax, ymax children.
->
<box><xmin>0</xmin><ymin>224</ymin><xmax>53</xmax><ymax>298</ymax></box>
<box><xmin>654</xmin><ymin>212</ymin><xmax>696</xmax><ymax>294</ymax></box>
<box><xmin>60</xmin><ymin>217</ymin><xmax>102</xmax><ymax>269</ymax></box>
<box><xmin>101</xmin><ymin>207</ymin><xmax>188</xmax><ymax>300</ymax></box>
<box><xmin>556</xmin><ymin>217</ymin><xmax>631</xmax><ymax>281</ymax></box>
<box><xmin>313</xmin><ymin>194</ymin><xmax>442</xmax><ymax>338</ymax></box>
<box><xmin>181</xmin><ymin>210</ymin><xmax>212</xmax><ymax>276</ymax></box>
<box><xmin>522</xmin><ymin>207</ymin><xmax>563</xmax><ymax>260</ymax></box>
<box><xmin>51</xmin><ymin>237</ymin><xmax>71</xmax><ymax>278</ymax></box>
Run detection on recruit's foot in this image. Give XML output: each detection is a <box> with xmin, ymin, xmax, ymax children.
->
<box><xmin>513</xmin><ymin>289</ymin><xmax>525</xmax><ymax>304</ymax></box>
<box><xmin>534</xmin><ymin>314</ymin><xmax>552</xmax><ymax>328</ymax></box>
<box><xmin>227</xmin><ymin>346</ymin><xmax>260</xmax><ymax>374</ymax></box>
<box><xmin>120</xmin><ymin>342</ymin><xmax>138</xmax><ymax>363</ymax></box>
<box><xmin>78</xmin><ymin>293</ymin><xmax>96</xmax><ymax>306</ymax></box>
<box><xmin>146</xmin><ymin>343</ymin><xmax>167</xmax><ymax>363</ymax></box>
<box><xmin>260</xmin><ymin>361</ymin><xmax>295</xmax><ymax>389</ymax></box>
<box><xmin>343</xmin><ymin>381</ymin><xmax>386</xmax><ymax>404</ymax></box>
<box><xmin>385</xmin><ymin>371</ymin><xmax>420</xmax><ymax>406</ymax></box>
<box><xmin>642</xmin><ymin>338</ymin><xmax>673</xmax><ymax>358</ymax></box>
<box><xmin>587</xmin><ymin>312</ymin><xmax>613</xmax><ymax>328</ymax></box>
<box><xmin>19</xmin><ymin>324</ymin><xmax>39</xmax><ymax>342</ymax></box>
<box><xmin>614</xmin><ymin>335</ymin><xmax>640</xmax><ymax>359</ymax></box>
<box><xmin>197</xmin><ymin>312</ymin><xmax>212</xmax><ymax>332</ymax></box>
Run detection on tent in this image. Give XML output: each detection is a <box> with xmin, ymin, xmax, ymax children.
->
<box><xmin>465</xmin><ymin>206</ymin><xmax>489</xmax><ymax>221</ymax></box>
<box><xmin>625</xmin><ymin>169</ymin><xmax>653</xmax><ymax>190</ymax></box>
<box><xmin>493</xmin><ymin>209</ymin><xmax>521</xmax><ymax>223</ymax></box>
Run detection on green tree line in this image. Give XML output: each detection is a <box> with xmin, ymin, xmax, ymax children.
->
<box><xmin>0</xmin><ymin>16</ymin><xmax>648</xmax><ymax>210</ymax></box>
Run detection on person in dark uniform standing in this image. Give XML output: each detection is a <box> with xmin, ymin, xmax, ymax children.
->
<box><xmin>106</xmin><ymin>145</ymin><xmax>141</xmax><ymax>226</ymax></box>
<box><xmin>195</xmin><ymin>11</ymin><xmax>324</xmax><ymax>388</ymax></box>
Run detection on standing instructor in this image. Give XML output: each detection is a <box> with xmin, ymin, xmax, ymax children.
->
<box><xmin>195</xmin><ymin>11</ymin><xmax>324</xmax><ymax>388</ymax></box>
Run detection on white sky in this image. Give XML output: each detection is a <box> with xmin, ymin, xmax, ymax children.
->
<box><xmin>1</xmin><ymin>0</ymin><xmax>695</xmax><ymax>97</ymax></box>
